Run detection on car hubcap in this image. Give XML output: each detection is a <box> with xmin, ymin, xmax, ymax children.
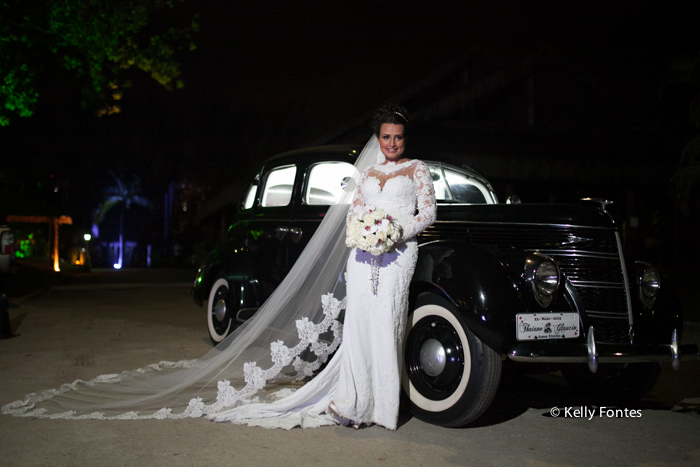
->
<box><xmin>406</xmin><ymin>316</ymin><xmax>465</xmax><ymax>400</ymax></box>
<box><xmin>214</xmin><ymin>298</ymin><xmax>227</xmax><ymax>322</ymax></box>
<box><xmin>210</xmin><ymin>284</ymin><xmax>233</xmax><ymax>336</ymax></box>
<box><xmin>420</xmin><ymin>338</ymin><xmax>446</xmax><ymax>377</ymax></box>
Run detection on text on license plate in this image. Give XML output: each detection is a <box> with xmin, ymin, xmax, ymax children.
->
<box><xmin>516</xmin><ymin>312</ymin><xmax>580</xmax><ymax>341</ymax></box>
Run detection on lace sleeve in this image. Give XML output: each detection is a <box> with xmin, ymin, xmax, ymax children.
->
<box><xmin>347</xmin><ymin>169</ymin><xmax>368</xmax><ymax>224</ymax></box>
<box><xmin>402</xmin><ymin>161</ymin><xmax>437</xmax><ymax>241</ymax></box>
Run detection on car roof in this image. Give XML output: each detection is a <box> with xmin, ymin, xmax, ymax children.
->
<box><xmin>260</xmin><ymin>145</ymin><xmax>491</xmax><ymax>187</ymax></box>
<box><xmin>262</xmin><ymin>145</ymin><xmax>360</xmax><ymax>166</ymax></box>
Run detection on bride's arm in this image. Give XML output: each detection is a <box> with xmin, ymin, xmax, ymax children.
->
<box><xmin>401</xmin><ymin>161</ymin><xmax>437</xmax><ymax>241</ymax></box>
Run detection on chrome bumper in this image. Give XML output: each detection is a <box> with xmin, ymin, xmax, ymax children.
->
<box><xmin>508</xmin><ymin>326</ymin><xmax>700</xmax><ymax>373</ymax></box>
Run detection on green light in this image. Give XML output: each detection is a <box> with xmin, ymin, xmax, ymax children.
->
<box><xmin>17</xmin><ymin>238</ymin><xmax>31</xmax><ymax>258</ymax></box>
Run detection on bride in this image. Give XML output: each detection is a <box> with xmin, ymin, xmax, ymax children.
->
<box><xmin>3</xmin><ymin>104</ymin><xmax>436</xmax><ymax>430</ymax></box>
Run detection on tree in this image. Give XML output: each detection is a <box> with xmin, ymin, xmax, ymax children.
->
<box><xmin>93</xmin><ymin>171</ymin><xmax>153</xmax><ymax>269</ymax></box>
<box><xmin>0</xmin><ymin>0</ymin><xmax>198</xmax><ymax>126</ymax></box>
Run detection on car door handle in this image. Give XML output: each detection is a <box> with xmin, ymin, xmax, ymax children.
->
<box><xmin>289</xmin><ymin>227</ymin><xmax>303</xmax><ymax>243</ymax></box>
<box><xmin>275</xmin><ymin>226</ymin><xmax>288</xmax><ymax>241</ymax></box>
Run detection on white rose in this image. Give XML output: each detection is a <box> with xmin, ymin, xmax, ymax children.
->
<box><xmin>371</xmin><ymin>209</ymin><xmax>385</xmax><ymax>222</ymax></box>
<box><xmin>345</xmin><ymin>227</ymin><xmax>353</xmax><ymax>242</ymax></box>
<box><xmin>366</xmin><ymin>234</ymin><xmax>378</xmax><ymax>247</ymax></box>
<box><xmin>359</xmin><ymin>206</ymin><xmax>374</xmax><ymax>221</ymax></box>
<box><xmin>357</xmin><ymin>238</ymin><xmax>371</xmax><ymax>251</ymax></box>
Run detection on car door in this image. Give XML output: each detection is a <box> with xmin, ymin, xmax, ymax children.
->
<box><xmin>288</xmin><ymin>158</ymin><xmax>357</xmax><ymax>266</ymax></box>
<box><xmin>247</xmin><ymin>163</ymin><xmax>297</xmax><ymax>298</ymax></box>
<box><xmin>221</xmin><ymin>174</ymin><xmax>258</xmax><ymax>279</ymax></box>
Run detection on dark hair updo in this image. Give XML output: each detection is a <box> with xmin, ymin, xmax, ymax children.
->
<box><xmin>372</xmin><ymin>104</ymin><xmax>409</xmax><ymax>137</ymax></box>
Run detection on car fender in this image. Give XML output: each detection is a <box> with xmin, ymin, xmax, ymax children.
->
<box><xmin>196</xmin><ymin>248</ymin><xmax>256</xmax><ymax>310</ymax></box>
<box><xmin>411</xmin><ymin>240</ymin><xmax>528</xmax><ymax>350</ymax></box>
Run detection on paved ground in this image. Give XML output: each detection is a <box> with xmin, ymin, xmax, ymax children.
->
<box><xmin>0</xmin><ymin>272</ymin><xmax>699</xmax><ymax>466</ymax></box>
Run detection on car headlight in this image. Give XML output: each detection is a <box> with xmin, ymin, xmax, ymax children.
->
<box><xmin>637</xmin><ymin>263</ymin><xmax>660</xmax><ymax>309</ymax></box>
<box><xmin>524</xmin><ymin>254</ymin><xmax>561</xmax><ymax>308</ymax></box>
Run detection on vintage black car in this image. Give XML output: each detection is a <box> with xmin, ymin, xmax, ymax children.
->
<box><xmin>191</xmin><ymin>145</ymin><xmax>699</xmax><ymax>427</ymax></box>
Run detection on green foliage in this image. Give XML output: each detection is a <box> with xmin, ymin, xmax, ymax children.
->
<box><xmin>0</xmin><ymin>0</ymin><xmax>198</xmax><ymax>124</ymax></box>
<box><xmin>1</xmin><ymin>10</ymin><xmax>40</xmax><ymax>126</ymax></box>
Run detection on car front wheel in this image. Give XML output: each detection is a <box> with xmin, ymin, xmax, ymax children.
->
<box><xmin>402</xmin><ymin>294</ymin><xmax>502</xmax><ymax>427</ymax></box>
<box><xmin>207</xmin><ymin>276</ymin><xmax>239</xmax><ymax>345</ymax></box>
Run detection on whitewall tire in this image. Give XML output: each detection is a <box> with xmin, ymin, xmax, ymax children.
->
<box><xmin>207</xmin><ymin>276</ymin><xmax>237</xmax><ymax>345</ymax></box>
<box><xmin>402</xmin><ymin>294</ymin><xmax>501</xmax><ymax>427</ymax></box>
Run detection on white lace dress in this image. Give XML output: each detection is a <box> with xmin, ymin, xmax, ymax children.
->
<box><xmin>211</xmin><ymin>159</ymin><xmax>436</xmax><ymax>430</ymax></box>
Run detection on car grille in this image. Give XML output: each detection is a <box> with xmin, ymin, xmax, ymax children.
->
<box><xmin>423</xmin><ymin>222</ymin><xmax>631</xmax><ymax>343</ymax></box>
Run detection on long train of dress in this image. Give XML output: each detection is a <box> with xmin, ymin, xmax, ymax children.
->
<box><xmin>2</xmin><ymin>154</ymin><xmax>436</xmax><ymax>429</ymax></box>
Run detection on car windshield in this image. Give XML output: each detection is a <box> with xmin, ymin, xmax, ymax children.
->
<box><xmin>242</xmin><ymin>174</ymin><xmax>260</xmax><ymax>209</ymax></box>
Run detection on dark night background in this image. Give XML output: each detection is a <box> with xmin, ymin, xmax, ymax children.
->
<box><xmin>1</xmin><ymin>0</ymin><xmax>699</xmax><ymax>317</ymax></box>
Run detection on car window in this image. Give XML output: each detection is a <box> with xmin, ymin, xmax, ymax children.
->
<box><xmin>261</xmin><ymin>165</ymin><xmax>297</xmax><ymax>207</ymax></box>
<box><xmin>443</xmin><ymin>168</ymin><xmax>490</xmax><ymax>204</ymax></box>
<box><xmin>305</xmin><ymin>162</ymin><xmax>356</xmax><ymax>205</ymax></box>
<box><xmin>428</xmin><ymin>165</ymin><xmax>451</xmax><ymax>201</ymax></box>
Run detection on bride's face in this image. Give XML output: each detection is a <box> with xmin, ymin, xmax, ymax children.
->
<box><xmin>377</xmin><ymin>123</ymin><xmax>406</xmax><ymax>162</ymax></box>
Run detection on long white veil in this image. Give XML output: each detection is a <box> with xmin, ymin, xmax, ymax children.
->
<box><xmin>2</xmin><ymin>137</ymin><xmax>380</xmax><ymax>420</ymax></box>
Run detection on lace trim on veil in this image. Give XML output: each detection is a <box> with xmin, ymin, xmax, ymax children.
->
<box><xmin>2</xmin><ymin>294</ymin><xmax>345</xmax><ymax>420</ymax></box>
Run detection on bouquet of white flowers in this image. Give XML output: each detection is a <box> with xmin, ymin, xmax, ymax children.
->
<box><xmin>345</xmin><ymin>206</ymin><xmax>401</xmax><ymax>256</ymax></box>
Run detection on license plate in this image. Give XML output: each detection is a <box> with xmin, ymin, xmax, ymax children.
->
<box><xmin>516</xmin><ymin>312</ymin><xmax>580</xmax><ymax>341</ymax></box>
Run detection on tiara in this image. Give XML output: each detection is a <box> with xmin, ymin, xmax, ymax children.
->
<box><xmin>394</xmin><ymin>111</ymin><xmax>407</xmax><ymax>121</ymax></box>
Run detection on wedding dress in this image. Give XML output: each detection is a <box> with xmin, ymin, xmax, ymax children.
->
<box><xmin>2</xmin><ymin>139</ymin><xmax>436</xmax><ymax>430</ymax></box>
<box><xmin>212</xmin><ymin>158</ymin><xmax>437</xmax><ymax>429</ymax></box>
